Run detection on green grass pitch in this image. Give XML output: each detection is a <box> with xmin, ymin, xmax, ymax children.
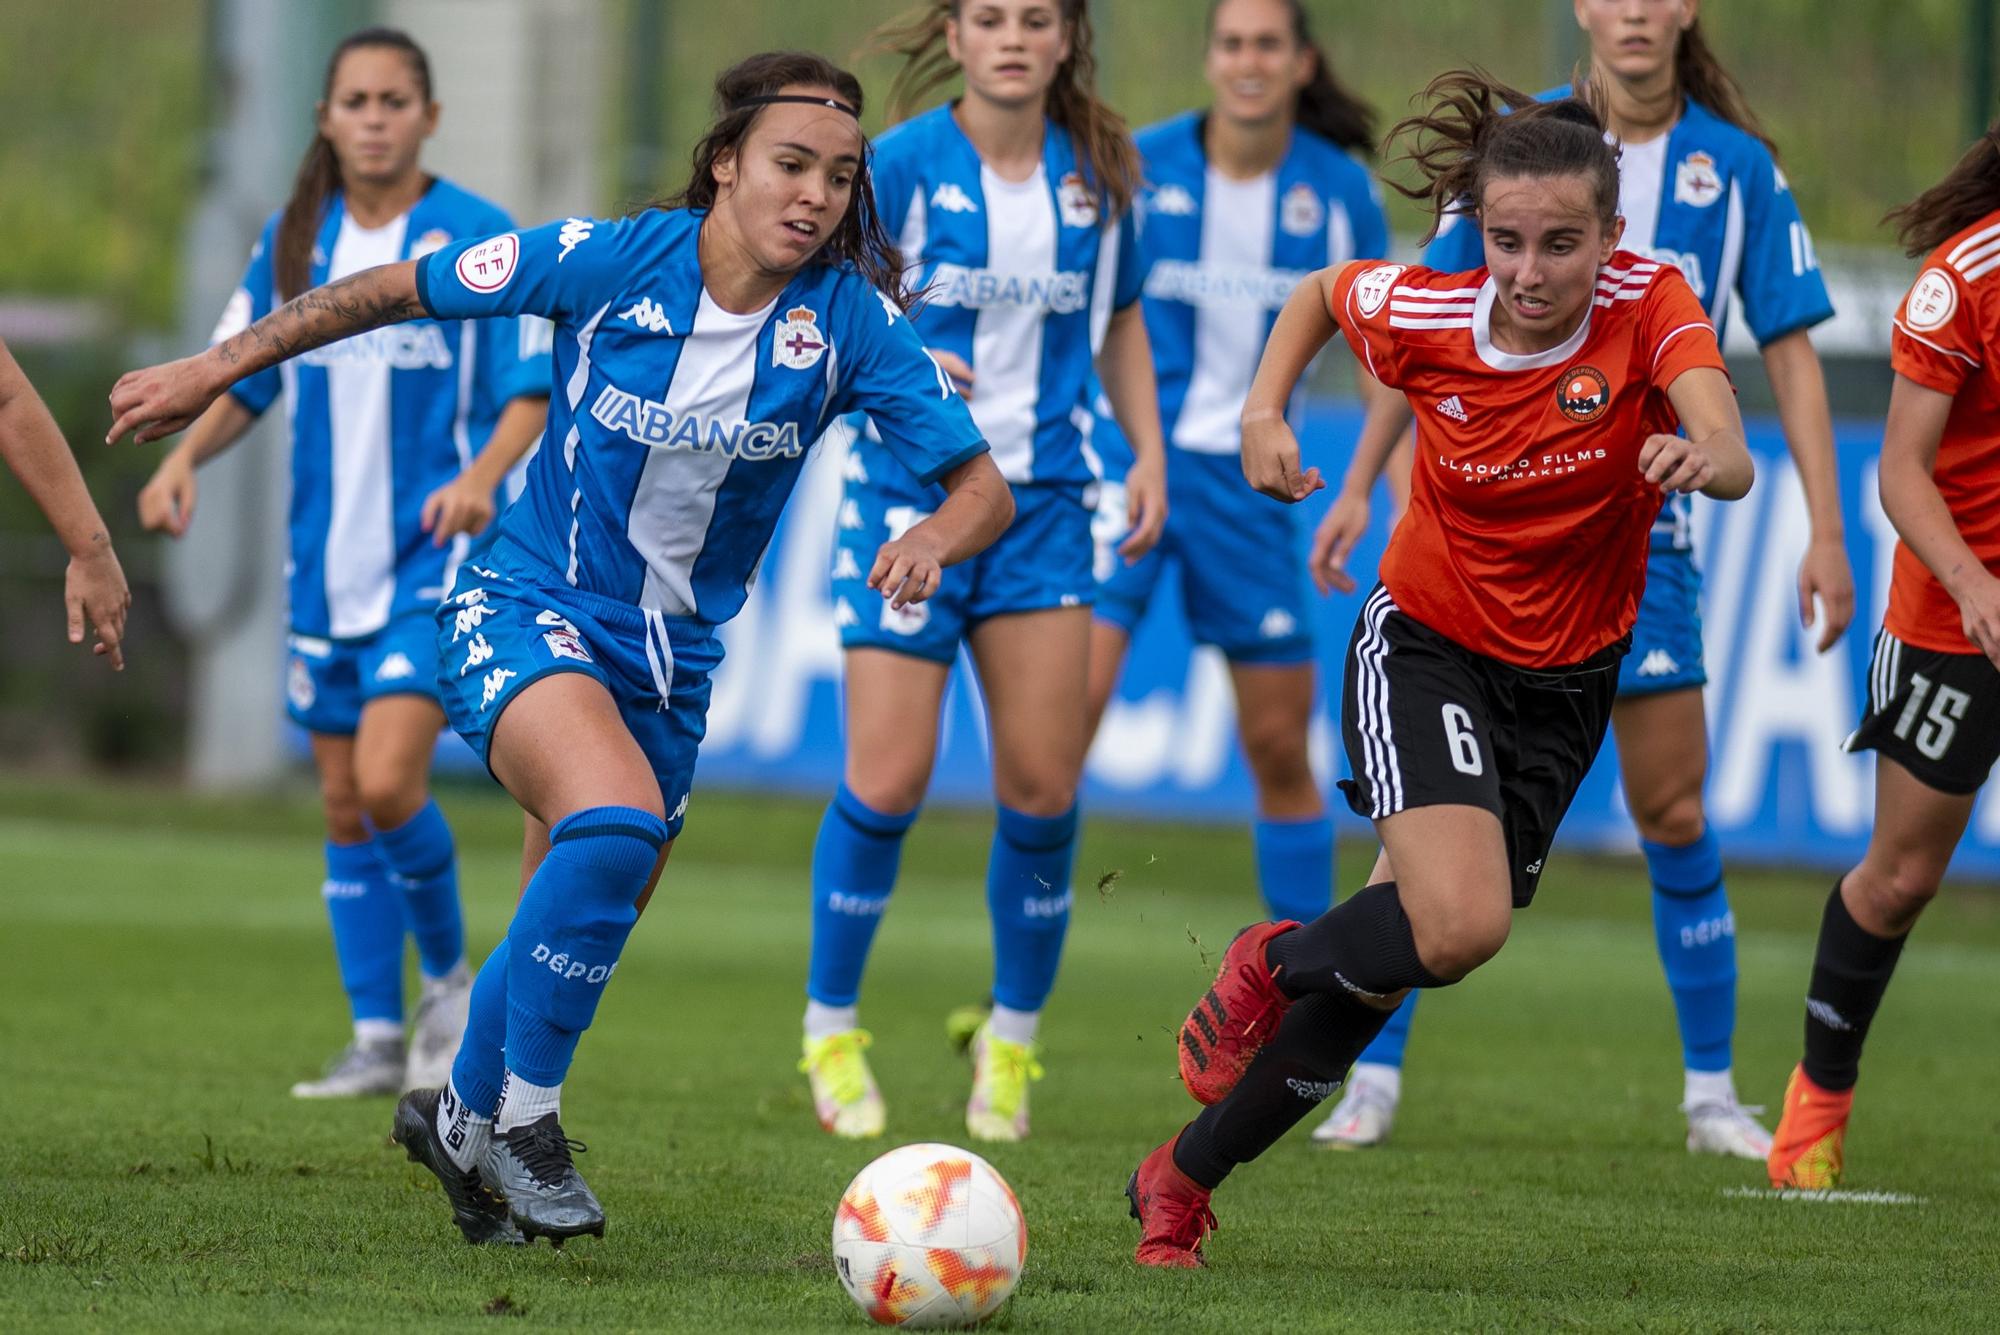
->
<box><xmin>4</xmin><ymin>776</ymin><xmax>1998</xmax><ymax>1331</ymax></box>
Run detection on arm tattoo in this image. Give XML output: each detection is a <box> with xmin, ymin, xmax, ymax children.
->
<box><xmin>211</xmin><ymin>266</ymin><xmax>425</xmax><ymax>371</ymax></box>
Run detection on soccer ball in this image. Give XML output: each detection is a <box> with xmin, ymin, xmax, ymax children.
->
<box><xmin>831</xmin><ymin>1142</ymin><xmax>1026</xmax><ymax>1328</ymax></box>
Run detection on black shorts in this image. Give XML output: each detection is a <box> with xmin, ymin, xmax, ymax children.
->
<box><xmin>1338</xmin><ymin>586</ymin><xmax>1625</xmax><ymax>907</ymax></box>
<box><xmin>1845</xmin><ymin>627</ymin><xmax>2000</xmax><ymax>795</ymax></box>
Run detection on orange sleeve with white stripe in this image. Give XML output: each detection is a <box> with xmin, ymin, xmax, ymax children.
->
<box><xmin>1891</xmin><ymin>260</ymin><xmax>1982</xmax><ymax>397</ymax></box>
<box><xmin>1638</xmin><ymin>265</ymin><xmax>1729</xmax><ymax>392</ymax></box>
<box><xmin>1328</xmin><ymin>261</ymin><xmax>1417</xmax><ymax>389</ymax></box>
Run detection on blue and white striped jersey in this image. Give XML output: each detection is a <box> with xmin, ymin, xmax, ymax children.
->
<box><xmin>1132</xmin><ymin>112</ymin><xmax>1388</xmax><ymax>453</ymax></box>
<box><xmin>219</xmin><ymin>178</ymin><xmax>550</xmax><ymax>640</ymax></box>
<box><xmin>869</xmin><ymin>106</ymin><xmax>1143</xmax><ymax>486</ymax></box>
<box><xmin>1427</xmin><ymin>94</ymin><xmax>1833</xmax><ymax>550</ymax></box>
<box><xmin>415</xmin><ymin>208</ymin><xmax>987</xmax><ymax>624</ymax></box>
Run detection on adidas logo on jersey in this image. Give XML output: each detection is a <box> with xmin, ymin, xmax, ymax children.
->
<box><xmin>1635</xmin><ymin>648</ymin><xmax>1681</xmax><ymax>678</ymax></box>
<box><xmin>930</xmin><ymin>182</ymin><xmax>978</xmax><ymax>214</ymax></box>
<box><xmin>618</xmin><ymin>297</ymin><xmax>674</xmax><ymax>334</ymax></box>
<box><xmin>1435</xmin><ymin>395</ymin><xmax>1468</xmax><ymax>423</ymax></box>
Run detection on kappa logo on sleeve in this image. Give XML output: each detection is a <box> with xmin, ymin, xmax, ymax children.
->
<box><xmin>557</xmin><ymin>217</ymin><xmax>594</xmax><ymax>262</ymax></box>
<box><xmin>456</xmin><ymin>233</ymin><xmax>520</xmax><ymax>293</ymax></box>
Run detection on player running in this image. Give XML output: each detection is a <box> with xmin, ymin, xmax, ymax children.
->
<box><xmin>1319</xmin><ymin>0</ymin><xmax>1849</xmax><ymax>1158</ymax></box>
<box><xmin>800</xmin><ymin>0</ymin><xmax>1165</xmax><ymax>1144</ymax></box>
<box><xmin>1126</xmin><ymin>71</ymin><xmax>1754</xmax><ymax>1268</ymax></box>
<box><xmin>111</xmin><ymin>51</ymin><xmax>1011</xmax><ymax>1247</ymax></box>
<box><xmin>135</xmin><ymin>28</ymin><xmax>551</xmax><ymax>1100</ymax></box>
<box><xmin>0</xmin><ymin>339</ymin><xmax>129</xmax><ymax>670</ymax></box>
<box><xmin>1768</xmin><ymin>126</ymin><xmax>2000</xmax><ymax>1190</ymax></box>
<box><xmin>1084</xmin><ymin>0</ymin><xmax>1388</xmax><ymax>929</ymax></box>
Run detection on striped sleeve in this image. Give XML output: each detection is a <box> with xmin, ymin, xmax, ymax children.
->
<box><xmin>1638</xmin><ymin>265</ymin><xmax>1729</xmax><ymax>390</ymax></box>
<box><xmin>1328</xmin><ymin>262</ymin><xmax>1419</xmax><ymax>388</ymax></box>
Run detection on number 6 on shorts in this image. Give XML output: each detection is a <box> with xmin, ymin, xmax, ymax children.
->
<box><xmin>1442</xmin><ymin>703</ymin><xmax>1483</xmax><ymax>776</ymax></box>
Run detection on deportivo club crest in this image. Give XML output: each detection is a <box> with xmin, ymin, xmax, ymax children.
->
<box><xmin>1058</xmin><ymin>171</ymin><xmax>1099</xmax><ymax>228</ymax></box>
<box><xmin>1280</xmin><ymin>183</ymin><xmax>1324</xmax><ymax>237</ymax></box>
<box><xmin>1674</xmin><ymin>151</ymin><xmax>1723</xmax><ymax>209</ymax></box>
<box><xmin>773</xmin><ymin>306</ymin><xmax>827</xmax><ymax>370</ymax></box>
<box><xmin>1555</xmin><ymin>365</ymin><xmax>1611</xmax><ymax>423</ymax></box>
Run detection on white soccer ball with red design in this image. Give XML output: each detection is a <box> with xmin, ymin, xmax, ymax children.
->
<box><xmin>831</xmin><ymin>1142</ymin><xmax>1026</xmax><ymax>1328</ymax></box>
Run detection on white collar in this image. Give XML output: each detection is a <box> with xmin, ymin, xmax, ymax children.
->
<box><xmin>1472</xmin><ymin>277</ymin><xmax>1593</xmax><ymax>371</ymax></box>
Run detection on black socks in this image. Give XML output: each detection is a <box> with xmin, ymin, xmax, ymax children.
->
<box><xmin>1802</xmin><ymin>880</ymin><xmax>1909</xmax><ymax>1092</ymax></box>
<box><xmin>1173</xmin><ymin>989</ymin><xmax>1394</xmax><ymax>1189</ymax></box>
<box><xmin>1265</xmin><ymin>882</ymin><xmax>1451</xmax><ymax>1000</ymax></box>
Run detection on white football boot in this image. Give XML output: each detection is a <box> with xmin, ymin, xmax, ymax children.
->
<box><xmin>404</xmin><ymin>966</ymin><xmax>473</xmax><ymax>1092</ymax></box>
<box><xmin>1311</xmin><ymin>1062</ymin><xmax>1400</xmax><ymax>1149</ymax></box>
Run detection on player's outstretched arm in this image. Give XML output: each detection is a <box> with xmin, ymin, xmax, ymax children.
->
<box><xmin>1308</xmin><ymin>374</ymin><xmax>1414</xmax><ymax>596</ymax></box>
<box><xmin>0</xmin><ymin>337</ymin><xmax>129</xmax><ymax>669</ymax></box>
<box><xmin>1241</xmin><ymin>264</ymin><xmax>1352</xmax><ymax>503</ymax></box>
<box><xmin>108</xmin><ymin>260</ymin><xmax>424</xmax><ymax>446</ymax></box>
<box><xmin>1651</xmin><ymin>366</ymin><xmax>1755</xmax><ymax>500</ymax></box>
<box><xmin>1877</xmin><ymin>373</ymin><xmax>2000</xmax><ymax>665</ymax></box>
<box><xmin>1097</xmin><ymin>303</ymin><xmax>1167</xmax><ymax>563</ymax></box>
<box><xmin>868</xmin><ymin>452</ymin><xmax>1013</xmax><ymax>610</ymax></box>
<box><xmin>1763</xmin><ymin>328</ymin><xmax>1855</xmax><ymax>652</ymax></box>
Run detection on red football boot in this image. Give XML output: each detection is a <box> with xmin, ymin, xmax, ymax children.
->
<box><xmin>1126</xmin><ymin>1133</ymin><xmax>1218</xmax><ymax>1269</ymax></box>
<box><xmin>1178</xmin><ymin>920</ymin><xmax>1299</xmax><ymax>1105</ymax></box>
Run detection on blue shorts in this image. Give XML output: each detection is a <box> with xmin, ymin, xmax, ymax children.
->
<box><xmin>285</xmin><ymin>612</ymin><xmax>442</xmax><ymax>735</ymax></box>
<box><xmin>834</xmin><ymin>470</ymin><xmax>1096</xmax><ymax>663</ymax></box>
<box><xmin>435</xmin><ymin>538</ymin><xmax>721</xmax><ymax>839</ymax></box>
<box><xmin>1619</xmin><ymin>549</ymin><xmax>1708</xmax><ymax>696</ymax></box>
<box><xmin>1093</xmin><ymin>446</ymin><xmax>1312</xmax><ymax>664</ymax></box>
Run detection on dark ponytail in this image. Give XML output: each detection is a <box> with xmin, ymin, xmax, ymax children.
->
<box><xmin>1886</xmin><ymin>123</ymin><xmax>2000</xmax><ymax>258</ymax></box>
<box><xmin>1671</xmin><ymin>18</ymin><xmax>1775</xmax><ymax>155</ymax></box>
<box><xmin>1385</xmin><ymin>69</ymin><xmax>1618</xmax><ymax>245</ymax></box>
<box><xmin>273</xmin><ymin>27</ymin><xmax>433</xmax><ymax>300</ymax></box>
<box><xmin>873</xmin><ymin>1</ymin><xmax>1141</xmax><ymax>218</ymax></box>
<box><xmin>1207</xmin><ymin>0</ymin><xmax>1374</xmax><ymax>153</ymax></box>
<box><xmin>657</xmin><ymin>52</ymin><xmax>909</xmax><ymax>308</ymax></box>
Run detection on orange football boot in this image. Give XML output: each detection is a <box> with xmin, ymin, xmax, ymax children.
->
<box><xmin>1767</xmin><ymin>1063</ymin><xmax>1854</xmax><ymax>1190</ymax></box>
<box><xmin>1178</xmin><ymin>921</ymin><xmax>1299</xmax><ymax>1105</ymax></box>
<box><xmin>1127</xmin><ymin>1133</ymin><xmax>1218</xmax><ymax>1269</ymax></box>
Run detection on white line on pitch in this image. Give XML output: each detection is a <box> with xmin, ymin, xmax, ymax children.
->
<box><xmin>1721</xmin><ymin>1186</ymin><xmax>1924</xmax><ymax>1206</ymax></box>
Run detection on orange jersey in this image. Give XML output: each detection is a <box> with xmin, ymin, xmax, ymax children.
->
<box><xmin>1885</xmin><ymin>213</ymin><xmax>2000</xmax><ymax>654</ymax></box>
<box><xmin>1331</xmin><ymin>254</ymin><xmax>1728</xmax><ymax>667</ymax></box>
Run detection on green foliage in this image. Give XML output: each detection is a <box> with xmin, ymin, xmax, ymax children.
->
<box><xmin>4</xmin><ymin>780</ymin><xmax>1998</xmax><ymax>1330</ymax></box>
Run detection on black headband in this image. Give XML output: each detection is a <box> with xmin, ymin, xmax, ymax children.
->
<box><xmin>736</xmin><ymin>94</ymin><xmax>859</xmax><ymax>118</ymax></box>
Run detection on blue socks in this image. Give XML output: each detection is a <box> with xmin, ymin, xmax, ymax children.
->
<box><xmin>372</xmin><ymin>798</ymin><xmax>464</xmax><ymax>979</ymax></box>
<box><xmin>807</xmin><ymin>785</ymin><xmax>920</xmax><ymax>1007</ymax></box>
<box><xmin>987</xmin><ymin>804</ymin><xmax>1077</xmax><ymax>1013</ymax></box>
<box><xmin>1645</xmin><ymin>827</ymin><xmax>1736</xmax><ymax>1073</ymax></box>
<box><xmin>321</xmin><ymin>839</ymin><xmax>404</xmax><ymax>1025</ymax></box>
<box><xmin>1252</xmin><ymin>815</ymin><xmax>1335</xmax><ymax>924</ymax></box>
<box><xmin>1354</xmin><ymin>990</ymin><xmax>1417</xmax><ymax>1069</ymax></box>
<box><xmin>451</xmin><ymin>942</ymin><xmax>510</xmax><ymax>1117</ymax></box>
<box><xmin>503</xmin><ymin>806</ymin><xmax>666</xmax><ymax>1086</ymax></box>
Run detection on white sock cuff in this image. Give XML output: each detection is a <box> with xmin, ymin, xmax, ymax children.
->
<box><xmin>495</xmin><ymin>1072</ymin><xmax>563</xmax><ymax>1132</ymax></box>
<box><xmin>1349</xmin><ymin>1061</ymin><xmax>1403</xmax><ymax>1101</ymax></box>
<box><xmin>1684</xmin><ymin>1067</ymin><xmax>1737</xmax><ymax>1108</ymax></box>
<box><xmin>354</xmin><ymin>1018</ymin><xmax>403</xmax><ymax>1045</ymax></box>
<box><xmin>987</xmin><ymin>1003</ymin><xmax>1040</xmax><ymax>1046</ymax></box>
<box><xmin>804</xmin><ymin>1001</ymin><xmax>860</xmax><ymax>1041</ymax></box>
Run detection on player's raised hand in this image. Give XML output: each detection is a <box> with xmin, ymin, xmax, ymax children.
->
<box><xmin>422</xmin><ymin>473</ymin><xmax>499</xmax><ymax>547</ymax></box>
<box><xmin>869</xmin><ymin>527</ymin><xmax>947</xmax><ymax>610</ymax></box>
<box><xmin>1798</xmin><ymin>534</ymin><xmax>1856</xmax><ymax>654</ymax></box>
<box><xmin>1117</xmin><ymin>451</ymin><xmax>1167</xmax><ymax>563</ymax></box>
<box><xmin>136</xmin><ymin>452</ymin><xmax>198</xmax><ymax>538</ymax></box>
<box><xmin>1241</xmin><ymin>413</ymin><xmax>1323</xmax><ymax>503</ymax></box>
<box><xmin>106</xmin><ymin>355</ymin><xmax>223</xmax><ymax>446</ymax></box>
<box><xmin>1637</xmin><ymin>432</ymin><xmax>1715</xmax><ymax>494</ymax></box>
<box><xmin>1309</xmin><ymin>490</ymin><xmax>1368</xmax><ymax>595</ymax></box>
<box><xmin>65</xmin><ymin>542</ymin><xmax>130</xmax><ymax>672</ymax></box>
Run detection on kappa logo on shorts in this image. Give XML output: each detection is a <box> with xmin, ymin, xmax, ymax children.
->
<box><xmin>459</xmin><ymin>633</ymin><xmax>495</xmax><ymax>676</ymax></box>
<box><xmin>373</xmin><ymin>652</ymin><xmax>417</xmax><ymax>682</ymax></box>
<box><xmin>1259</xmin><ymin>608</ymin><xmax>1297</xmax><ymax>639</ymax></box>
<box><xmin>1635</xmin><ymin>648</ymin><xmax>1682</xmax><ymax>677</ymax></box>
<box><xmin>1555</xmin><ymin>365</ymin><xmax>1611</xmax><ymax>423</ymax></box>
<box><xmin>670</xmin><ymin>792</ymin><xmax>690</xmax><ymax>822</ymax></box>
<box><xmin>480</xmin><ymin>667</ymin><xmax>518</xmax><ymax>710</ymax></box>
<box><xmin>831</xmin><ymin>548</ymin><xmax>862</xmax><ymax>581</ymax></box>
